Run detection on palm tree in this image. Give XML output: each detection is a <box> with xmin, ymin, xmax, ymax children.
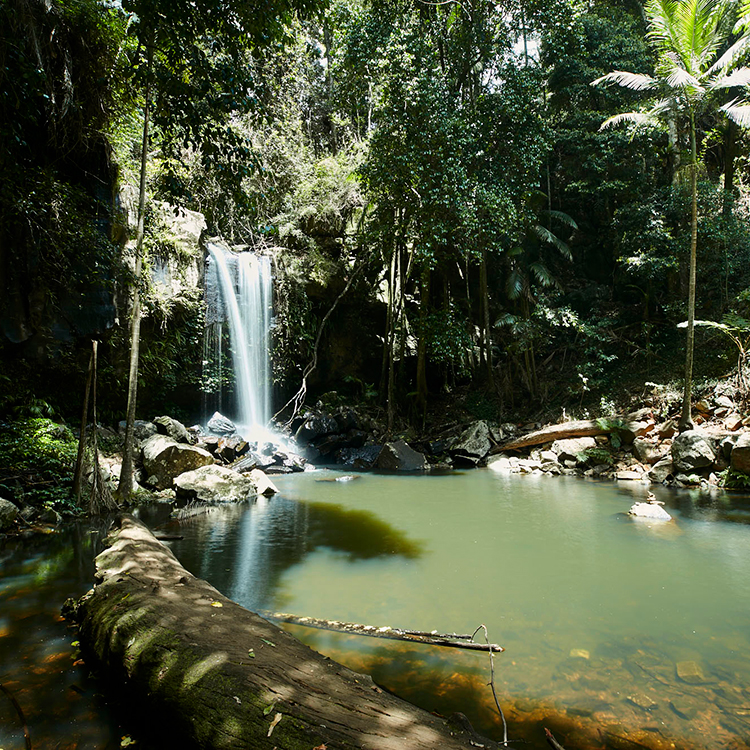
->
<box><xmin>592</xmin><ymin>0</ymin><xmax>750</xmax><ymax>430</ymax></box>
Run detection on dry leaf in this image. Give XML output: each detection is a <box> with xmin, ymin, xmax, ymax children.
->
<box><xmin>267</xmin><ymin>712</ymin><xmax>282</xmax><ymax>737</ymax></box>
<box><xmin>211</xmin><ymin>601</ymin><xmax>223</xmax><ymax>608</ymax></box>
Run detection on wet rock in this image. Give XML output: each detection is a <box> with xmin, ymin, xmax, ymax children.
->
<box><xmin>207</xmin><ymin>411</ymin><xmax>236</xmax><ymax>436</ymax></box>
<box><xmin>669</xmin><ymin>698</ymin><xmax>698</xmax><ymax>720</ymax></box>
<box><xmin>0</xmin><ymin>498</ymin><xmax>18</xmax><ymax>530</ymax></box>
<box><xmin>142</xmin><ymin>435</ymin><xmax>214</xmax><ymax>490</ymax></box>
<box><xmin>648</xmin><ymin>457</ymin><xmax>674</xmax><ymax>483</ymax></box>
<box><xmin>730</xmin><ymin>432</ymin><xmax>750</xmax><ymax>473</ymax></box>
<box><xmin>265</xmin><ymin>465</ymin><xmax>294</xmax><ymax>475</ymax></box>
<box><xmin>450</xmin><ymin>421</ymin><xmax>492</xmax><ymax>463</ymax></box>
<box><xmin>551</xmin><ymin>436</ymin><xmax>596</xmax><ymax>463</ymax></box>
<box><xmin>174</xmin><ymin>464</ymin><xmax>256</xmax><ymax>503</ymax></box>
<box><xmin>671</xmin><ymin>430</ymin><xmax>716</xmax><ymax>473</ymax></box>
<box><xmin>627</xmin><ymin>693</ymin><xmax>658</xmax><ymax>711</ymax></box>
<box><xmin>569</xmin><ymin>649</ymin><xmax>590</xmax><ymax>659</ymax></box>
<box><xmin>118</xmin><ymin>419</ymin><xmax>157</xmax><ymax>444</ymax></box>
<box><xmin>154</xmin><ymin>416</ymin><xmax>193</xmax><ymax>444</ymax></box>
<box><xmin>676</xmin><ymin>660</ymin><xmax>707</xmax><ymax>684</ymax></box>
<box><xmin>249</xmin><ymin>469</ymin><xmax>278</xmax><ymax>496</ymax></box>
<box><xmin>338</xmin><ymin>445</ymin><xmax>383</xmax><ymax>470</ymax></box>
<box><xmin>215</xmin><ymin>435</ymin><xmax>249</xmax><ymax>462</ymax></box>
<box><xmin>231</xmin><ymin>452</ymin><xmax>266</xmax><ymax>473</ymax></box>
<box><xmin>334</xmin><ymin>407</ymin><xmax>360</xmax><ymax>433</ymax></box>
<box><xmin>377</xmin><ymin>441</ymin><xmax>426</xmax><ymax>471</ymax></box>
<box><xmin>295</xmin><ymin>412</ymin><xmax>339</xmax><ymax>444</ymax></box>
<box><xmin>629</xmin><ymin>501</ymin><xmax>671</xmax><ymax>520</ymax></box>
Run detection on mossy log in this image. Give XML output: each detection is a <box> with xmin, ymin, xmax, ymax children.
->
<box><xmin>74</xmin><ymin>516</ymin><xmax>501</xmax><ymax>750</ymax></box>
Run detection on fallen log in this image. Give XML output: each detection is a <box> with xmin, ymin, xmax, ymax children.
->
<box><xmin>260</xmin><ymin>611</ymin><xmax>504</xmax><ymax>652</ymax></box>
<box><xmin>494</xmin><ymin>410</ymin><xmax>653</xmax><ymax>453</ymax></box>
<box><xmin>71</xmin><ymin>516</ymin><xmax>502</xmax><ymax>750</ymax></box>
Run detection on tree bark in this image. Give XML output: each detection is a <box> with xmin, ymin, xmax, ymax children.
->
<box><xmin>118</xmin><ymin>45</ymin><xmax>152</xmax><ymax>502</ymax></box>
<box><xmin>679</xmin><ymin>112</ymin><xmax>697</xmax><ymax>431</ymax></box>
<box><xmin>72</xmin><ymin>516</ymin><xmax>501</xmax><ymax>750</ymax></box>
<box><xmin>72</xmin><ymin>343</ymin><xmax>95</xmax><ymax>503</ymax></box>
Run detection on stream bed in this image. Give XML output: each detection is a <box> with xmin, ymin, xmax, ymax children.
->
<box><xmin>2</xmin><ymin>470</ymin><xmax>750</xmax><ymax>749</ymax></box>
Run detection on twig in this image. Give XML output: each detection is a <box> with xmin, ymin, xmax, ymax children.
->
<box><xmin>544</xmin><ymin>728</ymin><xmax>566</xmax><ymax>750</ymax></box>
<box><xmin>471</xmin><ymin>624</ymin><xmax>508</xmax><ymax>746</ymax></box>
<box><xmin>0</xmin><ymin>682</ymin><xmax>32</xmax><ymax>750</ymax></box>
<box><xmin>262</xmin><ymin>611</ymin><xmax>504</xmax><ymax>652</ymax></box>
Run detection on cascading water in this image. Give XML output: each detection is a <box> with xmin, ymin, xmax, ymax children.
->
<box><xmin>204</xmin><ymin>242</ymin><xmax>273</xmax><ymax>438</ymax></box>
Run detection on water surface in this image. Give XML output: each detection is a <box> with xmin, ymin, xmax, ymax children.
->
<box><xmin>167</xmin><ymin>470</ymin><xmax>750</xmax><ymax>750</ymax></box>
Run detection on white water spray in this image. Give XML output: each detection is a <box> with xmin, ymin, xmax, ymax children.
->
<box><xmin>206</xmin><ymin>242</ymin><xmax>273</xmax><ymax>438</ymax></box>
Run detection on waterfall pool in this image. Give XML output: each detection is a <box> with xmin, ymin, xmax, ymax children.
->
<box><xmin>3</xmin><ymin>470</ymin><xmax>750</xmax><ymax>749</ymax></box>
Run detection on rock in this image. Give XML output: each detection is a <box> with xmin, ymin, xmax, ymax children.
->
<box><xmin>648</xmin><ymin>458</ymin><xmax>674</xmax><ymax>484</ymax></box>
<box><xmin>118</xmin><ymin>419</ymin><xmax>157</xmax><ymax>443</ymax></box>
<box><xmin>551</xmin><ymin>437</ymin><xmax>596</xmax><ymax>463</ymax></box>
<box><xmin>632</xmin><ymin>437</ymin><xmax>667</xmax><ymax>465</ymax></box>
<box><xmin>207</xmin><ymin>412</ymin><xmax>236</xmax><ymax>436</ymax></box>
<box><xmin>716</xmin><ymin>395</ymin><xmax>734</xmax><ymax>409</ymax></box>
<box><xmin>249</xmin><ymin>469</ymin><xmax>278</xmax><ymax>496</ymax></box>
<box><xmin>338</xmin><ymin>445</ymin><xmax>383</xmax><ymax>470</ymax></box>
<box><xmin>0</xmin><ymin>498</ymin><xmax>18</xmax><ymax>530</ymax></box>
<box><xmin>153</xmin><ymin>416</ymin><xmax>193</xmax><ymax>444</ymax></box>
<box><xmin>725</xmin><ymin>414</ymin><xmax>744</xmax><ymax>431</ymax></box>
<box><xmin>730</xmin><ymin>432</ymin><xmax>750</xmax><ymax>473</ymax></box>
<box><xmin>695</xmin><ymin>399</ymin><xmax>712</xmax><ymax>414</ymax></box>
<box><xmin>487</xmin><ymin>455</ymin><xmax>513</xmax><ymax>473</ymax></box>
<box><xmin>377</xmin><ymin>441</ymin><xmax>427</xmax><ymax>471</ymax></box>
<box><xmin>295</xmin><ymin>412</ymin><xmax>339</xmax><ymax>444</ymax></box>
<box><xmin>657</xmin><ymin>420</ymin><xmax>678</xmax><ymax>440</ymax></box>
<box><xmin>669</xmin><ymin>698</ymin><xmax>698</xmax><ymax>720</ymax></box>
<box><xmin>627</xmin><ymin>693</ymin><xmax>658</xmax><ymax>711</ymax></box>
<box><xmin>174</xmin><ymin>465</ymin><xmax>256</xmax><ymax>503</ymax></box>
<box><xmin>569</xmin><ymin>649</ymin><xmax>590</xmax><ymax>659</ymax></box>
<box><xmin>216</xmin><ymin>435</ymin><xmax>248</xmax><ymax>462</ymax></box>
<box><xmin>451</xmin><ymin>421</ymin><xmax>492</xmax><ymax>461</ymax></box>
<box><xmin>676</xmin><ymin>661</ymin><xmax>707</xmax><ymax>684</ymax></box>
<box><xmin>142</xmin><ymin>435</ymin><xmax>214</xmax><ymax>491</ymax></box>
<box><xmin>629</xmin><ymin>501</ymin><xmax>671</xmax><ymax>520</ymax></box>
<box><xmin>617</xmin><ymin>470</ymin><xmax>643</xmax><ymax>481</ymax></box>
<box><xmin>671</xmin><ymin>430</ymin><xmax>716</xmax><ymax>473</ymax></box>
<box><xmin>540</xmin><ymin>450</ymin><xmax>557</xmax><ymax>463</ymax></box>
<box><xmin>334</xmin><ymin>407</ymin><xmax>360</xmax><ymax>433</ymax></box>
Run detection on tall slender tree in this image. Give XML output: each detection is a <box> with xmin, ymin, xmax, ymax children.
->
<box><xmin>592</xmin><ymin>0</ymin><xmax>750</xmax><ymax>430</ymax></box>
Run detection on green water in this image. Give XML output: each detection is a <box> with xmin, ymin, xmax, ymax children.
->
<box><xmin>167</xmin><ymin>470</ymin><xmax>750</xmax><ymax>750</ymax></box>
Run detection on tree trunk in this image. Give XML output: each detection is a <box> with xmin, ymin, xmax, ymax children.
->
<box><xmin>415</xmin><ymin>268</ymin><xmax>430</xmax><ymax>422</ymax></box>
<box><xmin>72</xmin><ymin>344</ymin><xmax>95</xmax><ymax>503</ymax></box>
<box><xmin>118</xmin><ymin>47</ymin><xmax>152</xmax><ymax>502</ymax></box>
<box><xmin>723</xmin><ymin>119</ymin><xmax>736</xmax><ymax>217</ymax></box>
<box><xmin>72</xmin><ymin>516</ymin><xmax>501</xmax><ymax>750</ymax></box>
<box><xmin>480</xmin><ymin>250</ymin><xmax>495</xmax><ymax>389</ymax></box>
<box><xmin>679</xmin><ymin>113</ymin><xmax>697</xmax><ymax>431</ymax></box>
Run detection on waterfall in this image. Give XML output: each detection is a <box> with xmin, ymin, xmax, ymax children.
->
<box><xmin>204</xmin><ymin>242</ymin><xmax>273</xmax><ymax>436</ymax></box>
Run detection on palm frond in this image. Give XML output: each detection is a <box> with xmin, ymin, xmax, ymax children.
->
<box><xmin>505</xmin><ymin>269</ymin><xmax>525</xmax><ymax>301</ymax></box>
<box><xmin>600</xmin><ymin>111</ymin><xmax>661</xmax><ymax>130</ymax></box>
<box><xmin>666</xmin><ymin>65</ymin><xmax>705</xmax><ymax>91</ymax></box>
<box><xmin>533</xmin><ymin>225</ymin><xmax>573</xmax><ymax>260</ymax></box>
<box><xmin>707</xmin><ymin>35</ymin><xmax>750</xmax><ymax>76</ymax></box>
<box><xmin>591</xmin><ymin>71</ymin><xmax>659</xmax><ymax>90</ymax></box>
<box><xmin>721</xmin><ymin>98</ymin><xmax>750</xmax><ymax>126</ymax></box>
<box><xmin>545</xmin><ymin>210</ymin><xmax>579</xmax><ymax>230</ymax></box>
<box><xmin>710</xmin><ymin>67</ymin><xmax>750</xmax><ymax>89</ymax></box>
<box><xmin>529</xmin><ymin>261</ymin><xmax>559</xmax><ymax>289</ymax></box>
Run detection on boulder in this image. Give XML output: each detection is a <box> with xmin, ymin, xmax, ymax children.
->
<box><xmin>174</xmin><ymin>465</ymin><xmax>256</xmax><ymax>503</ymax></box>
<box><xmin>338</xmin><ymin>445</ymin><xmax>383</xmax><ymax>470</ymax></box>
<box><xmin>206</xmin><ymin>411</ymin><xmax>236</xmax><ymax>436</ymax></box>
<box><xmin>451</xmin><ymin>421</ymin><xmax>492</xmax><ymax>462</ymax></box>
<box><xmin>715</xmin><ymin>395</ymin><xmax>734</xmax><ymax>409</ymax></box>
<box><xmin>376</xmin><ymin>441</ymin><xmax>427</xmax><ymax>472</ymax></box>
<box><xmin>617</xmin><ymin>410</ymin><xmax>656</xmax><ymax>444</ymax></box>
<box><xmin>142</xmin><ymin>435</ymin><xmax>214</xmax><ymax>490</ymax></box>
<box><xmin>725</xmin><ymin>414</ymin><xmax>743</xmax><ymax>432</ymax></box>
<box><xmin>671</xmin><ymin>430</ymin><xmax>715</xmax><ymax>473</ymax></box>
<box><xmin>648</xmin><ymin>458</ymin><xmax>674</xmax><ymax>484</ymax></box>
<box><xmin>632</xmin><ymin>437</ymin><xmax>667</xmax><ymax>465</ymax></box>
<box><xmin>249</xmin><ymin>469</ymin><xmax>278</xmax><ymax>496</ymax></box>
<box><xmin>551</xmin><ymin>437</ymin><xmax>596</xmax><ymax>464</ymax></box>
<box><xmin>215</xmin><ymin>435</ymin><xmax>249</xmax><ymax>462</ymax></box>
<box><xmin>629</xmin><ymin>501</ymin><xmax>671</xmax><ymax>521</ymax></box>
<box><xmin>154</xmin><ymin>416</ymin><xmax>193</xmax><ymax>444</ymax></box>
<box><xmin>295</xmin><ymin>412</ymin><xmax>339</xmax><ymax>444</ymax></box>
<box><xmin>0</xmin><ymin>498</ymin><xmax>18</xmax><ymax>530</ymax></box>
<box><xmin>731</xmin><ymin>432</ymin><xmax>750</xmax><ymax>474</ymax></box>
<box><xmin>118</xmin><ymin>419</ymin><xmax>157</xmax><ymax>444</ymax></box>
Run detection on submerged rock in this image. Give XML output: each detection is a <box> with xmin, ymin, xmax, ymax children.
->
<box><xmin>174</xmin><ymin>464</ymin><xmax>256</xmax><ymax>503</ymax></box>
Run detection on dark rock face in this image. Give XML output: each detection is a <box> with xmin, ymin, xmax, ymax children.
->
<box><xmin>118</xmin><ymin>420</ymin><xmax>157</xmax><ymax>444</ymax></box>
<box><xmin>0</xmin><ymin>498</ymin><xmax>18</xmax><ymax>530</ymax></box>
<box><xmin>207</xmin><ymin>412</ymin><xmax>236</xmax><ymax>436</ymax></box>
<box><xmin>295</xmin><ymin>412</ymin><xmax>339</xmax><ymax>444</ymax></box>
<box><xmin>450</xmin><ymin>421</ymin><xmax>492</xmax><ymax>463</ymax></box>
<box><xmin>377</xmin><ymin>441</ymin><xmax>426</xmax><ymax>472</ymax></box>
<box><xmin>671</xmin><ymin>430</ymin><xmax>716</xmax><ymax>473</ymax></box>
<box><xmin>730</xmin><ymin>433</ymin><xmax>750</xmax><ymax>473</ymax></box>
<box><xmin>338</xmin><ymin>445</ymin><xmax>383</xmax><ymax>470</ymax></box>
<box><xmin>154</xmin><ymin>416</ymin><xmax>193</xmax><ymax>444</ymax></box>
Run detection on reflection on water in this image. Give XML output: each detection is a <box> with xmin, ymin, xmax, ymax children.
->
<box><xmin>166</xmin><ymin>470</ymin><xmax>750</xmax><ymax>750</ymax></box>
<box><xmin>0</xmin><ymin>521</ymin><xmax>130</xmax><ymax>750</ymax></box>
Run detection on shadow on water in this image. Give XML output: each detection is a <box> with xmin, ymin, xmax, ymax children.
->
<box><xmin>160</xmin><ymin>493</ymin><xmax>423</xmax><ymax>613</ymax></box>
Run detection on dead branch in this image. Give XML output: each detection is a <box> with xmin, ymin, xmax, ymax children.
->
<box><xmin>472</xmin><ymin>624</ymin><xmax>508</xmax><ymax>746</ymax></box>
<box><xmin>0</xmin><ymin>682</ymin><xmax>32</xmax><ymax>750</ymax></box>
